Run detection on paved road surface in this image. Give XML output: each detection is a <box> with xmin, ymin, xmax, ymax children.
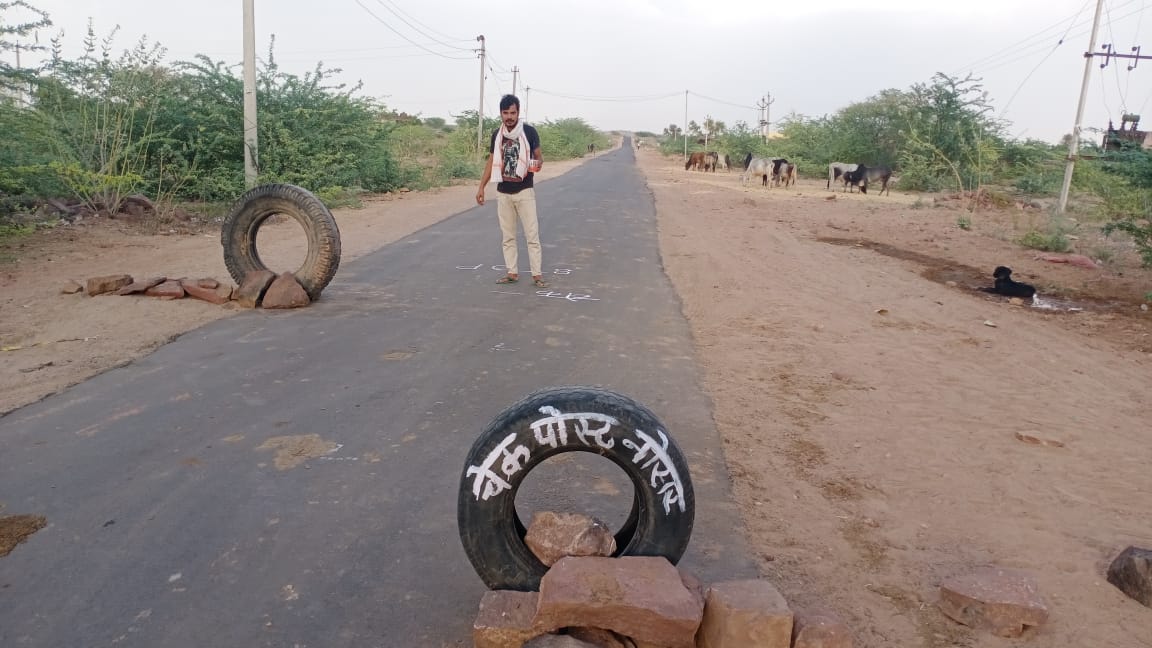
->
<box><xmin>0</xmin><ymin>140</ymin><xmax>756</xmax><ymax>647</ymax></box>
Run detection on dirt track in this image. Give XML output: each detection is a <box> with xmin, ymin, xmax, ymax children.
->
<box><xmin>638</xmin><ymin>148</ymin><xmax>1152</xmax><ymax>647</ymax></box>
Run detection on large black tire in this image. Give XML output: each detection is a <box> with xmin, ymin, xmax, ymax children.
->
<box><xmin>458</xmin><ymin>387</ymin><xmax>695</xmax><ymax>591</ymax></box>
<box><xmin>221</xmin><ymin>183</ymin><xmax>341</xmax><ymax>300</ymax></box>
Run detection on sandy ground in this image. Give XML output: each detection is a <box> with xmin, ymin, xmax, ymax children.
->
<box><xmin>636</xmin><ymin>148</ymin><xmax>1152</xmax><ymax>647</ymax></box>
<box><xmin>0</xmin><ymin>149</ymin><xmax>607</xmax><ymax>416</ymax></box>
<box><xmin>4</xmin><ymin>140</ymin><xmax>1152</xmax><ymax>646</ymax></box>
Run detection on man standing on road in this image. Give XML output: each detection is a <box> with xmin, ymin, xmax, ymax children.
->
<box><xmin>476</xmin><ymin>94</ymin><xmax>549</xmax><ymax>288</ymax></box>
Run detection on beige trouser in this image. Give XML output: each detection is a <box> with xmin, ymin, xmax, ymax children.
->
<box><xmin>496</xmin><ymin>188</ymin><xmax>542</xmax><ymax>277</ymax></box>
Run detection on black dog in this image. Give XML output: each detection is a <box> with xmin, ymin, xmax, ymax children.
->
<box><xmin>984</xmin><ymin>266</ymin><xmax>1036</xmax><ymax>298</ymax></box>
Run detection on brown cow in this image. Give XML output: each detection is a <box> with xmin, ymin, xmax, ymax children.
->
<box><xmin>685</xmin><ymin>151</ymin><xmax>707</xmax><ymax>171</ymax></box>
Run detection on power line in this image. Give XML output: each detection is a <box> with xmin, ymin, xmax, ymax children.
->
<box><xmin>999</xmin><ymin>3</ymin><xmax>1091</xmax><ymax>116</ymax></box>
<box><xmin>530</xmin><ymin>88</ymin><xmax>683</xmax><ymax>102</ymax></box>
<box><xmin>967</xmin><ymin>1</ymin><xmax>1149</xmax><ymax>76</ymax></box>
<box><xmin>688</xmin><ymin>91</ymin><xmax>755</xmax><ymax>110</ymax></box>
<box><xmin>375</xmin><ymin>0</ymin><xmax>473</xmax><ymax>44</ymax></box>
<box><xmin>951</xmin><ymin>0</ymin><xmax>1134</xmax><ymax>74</ymax></box>
<box><xmin>353</xmin><ymin>0</ymin><xmax>476</xmax><ymax>60</ymax></box>
<box><xmin>486</xmin><ymin>52</ymin><xmax>512</xmax><ymax>74</ymax></box>
<box><xmin>370</xmin><ymin>0</ymin><xmax>473</xmax><ymax>51</ymax></box>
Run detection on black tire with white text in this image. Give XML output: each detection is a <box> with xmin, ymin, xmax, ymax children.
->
<box><xmin>220</xmin><ymin>183</ymin><xmax>341</xmax><ymax>300</ymax></box>
<box><xmin>457</xmin><ymin>387</ymin><xmax>695</xmax><ymax>591</ymax></box>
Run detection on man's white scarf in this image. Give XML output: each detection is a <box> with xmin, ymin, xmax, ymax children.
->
<box><xmin>491</xmin><ymin>120</ymin><xmax>530</xmax><ymax>183</ymax></box>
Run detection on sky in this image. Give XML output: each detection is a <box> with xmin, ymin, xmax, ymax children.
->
<box><xmin>8</xmin><ymin>0</ymin><xmax>1152</xmax><ymax>144</ymax></box>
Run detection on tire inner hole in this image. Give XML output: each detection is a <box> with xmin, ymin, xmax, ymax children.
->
<box><xmin>514</xmin><ymin>452</ymin><xmax>638</xmax><ymax>554</ymax></box>
<box><xmin>254</xmin><ymin>212</ymin><xmax>310</xmax><ymax>275</ymax></box>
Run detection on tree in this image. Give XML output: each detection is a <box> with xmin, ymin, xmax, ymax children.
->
<box><xmin>662</xmin><ymin>123</ymin><xmax>682</xmax><ymax>140</ymax></box>
<box><xmin>0</xmin><ymin>1</ymin><xmax>51</xmax><ymax>93</ymax></box>
<box><xmin>687</xmin><ymin>120</ymin><xmax>701</xmax><ymax>137</ymax></box>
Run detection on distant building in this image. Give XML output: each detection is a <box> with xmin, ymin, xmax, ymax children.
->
<box><xmin>1102</xmin><ymin>114</ymin><xmax>1152</xmax><ymax>151</ymax></box>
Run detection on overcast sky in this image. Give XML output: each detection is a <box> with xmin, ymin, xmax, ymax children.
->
<box><xmin>12</xmin><ymin>0</ymin><xmax>1152</xmax><ymax>143</ymax></box>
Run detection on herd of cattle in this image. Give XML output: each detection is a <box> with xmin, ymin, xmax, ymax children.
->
<box><xmin>684</xmin><ymin>151</ymin><xmax>896</xmax><ymax>196</ymax></box>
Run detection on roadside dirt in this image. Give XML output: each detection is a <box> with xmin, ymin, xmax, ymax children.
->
<box><xmin>637</xmin><ymin>148</ymin><xmax>1152</xmax><ymax>648</ymax></box>
<box><xmin>0</xmin><ymin>152</ymin><xmax>604</xmax><ymax>416</ymax></box>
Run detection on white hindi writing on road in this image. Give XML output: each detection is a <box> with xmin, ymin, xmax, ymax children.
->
<box><xmin>535</xmin><ymin>291</ymin><xmax>600</xmax><ymax>302</ymax></box>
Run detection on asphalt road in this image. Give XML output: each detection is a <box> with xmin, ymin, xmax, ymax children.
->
<box><xmin>0</xmin><ymin>140</ymin><xmax>756</xmax><ymax>647</ymax></box>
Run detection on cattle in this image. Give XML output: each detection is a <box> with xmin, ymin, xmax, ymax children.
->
<box><xmin>827</xmin><ymin>162</ymin><xmax>858</xmax><ymax>191</ymax></box>
<box><xmin>771</xmin><ymin>158</ymin><xmax>797</xmax><ymax>188</ymax></box>
<box><xmin>743</xmin><ymin>152</ymin><xmax>754</xmax><ymax>170</ymax></box>
<box><xmin>685</xmin><ymin>151</ymin><xmax>708</xmax><ymax>171</ymax></box>
<box><xmin>704</xmin><ymin>151</ymin><xmax>719</xmax><ymax>172</ymax></box>
<box><xmin>842</xmin><ymin>165</ymin><xmax>894</xmax><ymax>195</ymax></box>
<box><xmin>742</xmin><ymin>157</ymin><xmax>773</xmax><ymax>187</ymax></box>
<box><xmin>716</xmin><ymin>153</ymin><xmax>730</xmax><ymax>172</ymax></box>
<box><xmin>587</xmin><ymin>143</ymin><xmax>596</xmax><ymax>154</ymax></box>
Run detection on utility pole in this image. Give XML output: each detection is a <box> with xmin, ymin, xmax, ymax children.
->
<box><xmin>512</xmin><ymin>66</ymin><xmax>519</xmax><ymax>96</ymax></box>
<box><xmin>477</xmin><ymin>35</ymin><xmax>486</xmax><ymax>156</ymax></box>
<box><xmin>683</xmin><ymin>90</ymin><xmax>688</xmax><ymax>161</ymax></box>
<box><xmin>525</xmin><ymin>86</ymin><xmax>530</xmax><ymax>121</ymax></box>
<box><xmin>1058</xmin><ymin>0</ymin><xmax>1106</xmax><ymax>214</ymax></box>
<box><xmin>756</xmin><ymin>94</ymin><xmax>774</xmax><ymax>142</ymax></box>
<box><xmin>242</xmin><ymin>0</ymin><xmax>259</xmax><ymax>188</ymax></box>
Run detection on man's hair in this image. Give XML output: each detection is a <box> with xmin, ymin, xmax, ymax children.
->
<box><xmin>499</xmin><ymin>94</ymin><xmax>520</xmax><ymax>111</ymax></box>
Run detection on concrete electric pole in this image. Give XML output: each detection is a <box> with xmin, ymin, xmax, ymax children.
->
<box><xmin>477</xmin><ymin>35</ymin><xmax>486</xmax><ymax>156</ymax></box>
<box><xmin>1057</xmin><ymin>0</ymin><xmax>1105</xmax><ymax>214</ymax></box>
<box><xmin>242</xmin><ymin>0</ymin><xmax>259</xmax><ymax>188</ymax></box>
<box><xmin>512</xmin><ymin>66</ymin><xmax>519</xmax><ymax>96</ymax></box>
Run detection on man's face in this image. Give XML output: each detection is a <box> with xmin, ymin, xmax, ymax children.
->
<box><xmin>501</xmin><ymin>104</ymin><xmax>519</xmax><ymax>129</ymax></box>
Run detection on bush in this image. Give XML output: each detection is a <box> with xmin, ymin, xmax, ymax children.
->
<box><xmin>1019</xmin><ymin>228</ymin><xmax>1071</xmax><ymax>253</ymax></box>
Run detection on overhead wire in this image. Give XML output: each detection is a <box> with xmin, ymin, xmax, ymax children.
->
<box><xmin>966</xmin><ymin>1</ymin><xmax>1149</xmax><ymax>76</ymax></box>
<box><xmin>688</xmin><ymin>91</ymin><xmax>755</xmax><ymax>110</ymax></box>
<box><xmin>370</xmin><ymin>0</ymin><xmax>474</xmax><ymax>50</ymax></box>
<box><xmin>951</xmin><ymin>0</ymin><xmax>1098</xmax><ymax>74</ymax></box>
<box><xmin>530</xmin><ymin>88</ymin><xmax>683</xmax><ymax>102</ymax></box>
<box><xmin>353</xmin><ymin>0</ymin><xmax>476</xmax><ymax>60</ymax></box>
<box><xmin>952</xmin><ymin>0</ymin><xmax>1145</xmax><ymax>76</ymax></box>
<box><xmin>376</xmin><ymin>0</ymin><xmax>473</xmax><ymax>45</ymax></box>
<box><xmin>999</xmin><ymin>1</ymin><xmax>1092</xmax><ymax>116</ymax></box>
<box><xmin>1105</xmin><ymin>0</ymin><xmax>1130</xmax><ymax>114</ymax></box>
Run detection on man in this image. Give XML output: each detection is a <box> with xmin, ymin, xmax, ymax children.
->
<box><xmin>476</xmin><ymin>94</ymin><xmax>548</xmax><ymax>288</ymax></box>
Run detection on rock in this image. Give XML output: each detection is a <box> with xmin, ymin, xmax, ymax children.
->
<box><xmin>473</xmin><ymin>590</ymin><xmax>545</xmax><ymax>648</ymax></box>
<box><xmin>525</xmin><ymin>512</ymin><xmax>617</xmax><ymax>567</ymax></box>
<box><xmin>1107</xmin><ymin>546</ymin><xmax>1152</xmax><ymax>607</ymax></box>
<box><xmin>235</xmin><ymin>270</ymin><xmax>277</xmax><ymax>309</ymax></box>
<box><xmin>1009</xmin><ymin>297</ymin><xmax>1025</xmax><ymax>306</ymax></box>
<box><xmin>116</xmin><ymin>276</ymin><xmax>167</xmax><ymax>295</ymax></box>
<box><xmin>144</xmin><ymin>279</ymin><xmax>185</xmax><ymax>300</ymax></box>
<box><xmin>945</xmin><ymin>281</ymin><xmax>958</xmax><ymax>287</ymax></box>
<box><xmin>86</xmin><ymin>274</ymin><xmax>133</xmax><ymax>296</ymax></box>
<box><xmin>196</xmin><ymin>278</ymin><xmax>219</xmax><ymax>289</ymax></box>
<box><xmin>261</xmin><ymin>272</ymin><xmax>311</xmax><ymax>309</ymax></box>
<box><xmin>119</xmin><ymin>194</ymin><xmax>155</xmax><ymax>219</ymax></box>
<box><xmin>938</xmin><ymin>567</ymin><xmax>1048</xmax><ymax>638</ymax></box>
<box><xmin>983</xmin><ymin>320</ymin><xmax>997</xmax><ymax>328</ymax></box>
<box><xmin>791</xmin><ymin>609</ymin><xmax>853</xmax><ymax>648</ymax></box>
<box><xmin>170</xmin><ymin>207</ymin><xmax>193</xmax><ymax>222</ymax></box>
<box><xmin>1142</xmin><ymin>304</ymin><xmax>1149</xmax><ymax>312</ymax></box>
<box><xmin>180</xmin><ymin>279</ymin><xmax>230</xmax><ymax>305</ymax></box>
<box><xmin>536</xmin><ymin>556</ymin><xmax>703</xmax><ymax>648</ymax></box>
<box><xmin>215</xmin><ymin>284</ymin><xmax>236</xmax><ymax>302</ymax></box>
<box><xmin>565</xmin><ymin>627</ymin><xmax>631</xmax><ymax>648</ymax></box>
<box><xmin>61</xmin><ymin>280</ymin><xmax>83</xmax><ymax>295</ymax></box>
<box><xmin>1013</xmin><ymin>432</ymin><xmax>1065</xmax><ymax>448</ymax></box>
<box><xmin>523</xmin><ymin>635</ymin><xmax>600</xmax><ymax>648</ymax></box>
<box><xmin>697</xmin><ymin>579</ymin><xmax>793</xmax><ymax>648</ymax></box>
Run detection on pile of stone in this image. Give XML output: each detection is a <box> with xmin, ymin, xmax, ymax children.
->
<box><xmin>69</xmin><ymin>270</ymin><xmax>311</xmax><ymax>309</ymax></box>
<box><xmin>474</xmin><ymin>512</ymin><xmax>851</xmax><ymax>648</ymax></box>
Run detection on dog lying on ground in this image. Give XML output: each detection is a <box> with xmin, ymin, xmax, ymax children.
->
<box><xmin>983</xmin><ymin>266</ymin><xmax>1036</xmax><ymax>298</ymax></box>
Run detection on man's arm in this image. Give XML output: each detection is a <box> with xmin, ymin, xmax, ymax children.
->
<box><xmin>476</xmin><ymin>151</ymin><xmax>495</xmax><ymax>205</ymax></box>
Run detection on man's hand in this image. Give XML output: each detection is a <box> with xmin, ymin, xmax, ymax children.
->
<box><xmin>475</xmin><ymin>188</ymin><xmax>485</xmax><ymax>206</ymax></box>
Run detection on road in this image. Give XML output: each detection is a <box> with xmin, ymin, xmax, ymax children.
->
<box><xmin>0</xmin><ymin>140</ymin><xmax>756</xmax><ymax>647</ymax></box>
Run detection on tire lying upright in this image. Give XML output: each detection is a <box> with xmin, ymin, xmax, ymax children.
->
<box><xmin>458</xmin><ymin>387</ymin><xmax>696</xmax><ymax>591</ymax></box>
<box><xmin>221</xmin><ymin>183</ymin><xmax>341</xmax><ymax>300</ymax></box>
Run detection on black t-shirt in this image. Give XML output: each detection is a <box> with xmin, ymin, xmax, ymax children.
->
<box><xmin>489</xmin><ymin>124</ymin><xmax>540</xmax><ymax>194</ymax></box>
